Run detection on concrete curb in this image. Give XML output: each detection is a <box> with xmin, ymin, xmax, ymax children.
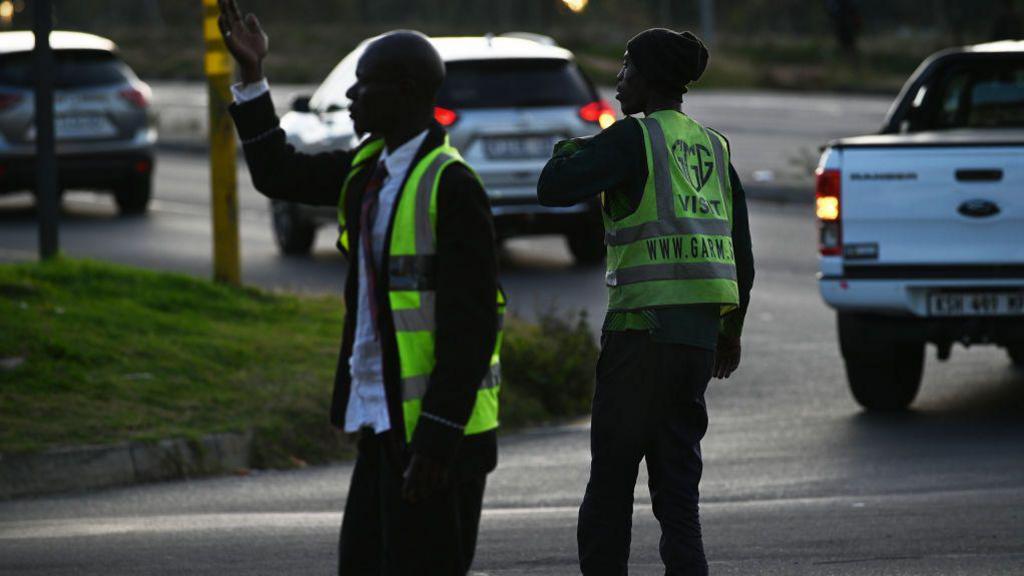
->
<box><xmin>0</xmin><ymin>431</ymin><xmax>252</xmax><ymax>499</ymax></box>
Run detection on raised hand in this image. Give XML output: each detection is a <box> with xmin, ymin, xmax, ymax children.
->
<box><xmin>217</xmin><ymin>0</ymin><xmax>268</xmax><ymax>84</ymax></box>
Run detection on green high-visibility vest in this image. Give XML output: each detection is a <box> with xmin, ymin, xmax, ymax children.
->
<box><xmin>338</xmin><ymin>137</ymin><xmax>503</xmax><ymax>442</ymax></box>
<box><xmin>603</xmin><ymin>111</ymin><xmax>739</xmax><ymax>313</ymax></box>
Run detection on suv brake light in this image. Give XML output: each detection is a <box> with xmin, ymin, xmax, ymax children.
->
<box><xmin>815</xmin><ymin>168</ymin><xmax>841</xmax><ymax>256</ymax></box>
<box><xmin>0</xmin><ymin>93</ymin><xmax>23</xmax><ymax>111</ymax></box>
<box><xmin>434</xmin><ymin>106</ymin><xmax>458</xmax><ymax>127</ymax></box>
<box><xmin>119</xmin><ymin>88</ymin><xmax>149</xmax><ymax>109</ymax></box>
<box><xmin>579</xmin><ymin>100</ymin><xmax>615</xmax><ymax>129</ymax></box>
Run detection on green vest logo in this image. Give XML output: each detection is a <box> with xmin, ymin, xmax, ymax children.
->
<box><xmin>672</xmin><ymin>139</ymin><xmax>714</xmax><ymax>192</ymax></box>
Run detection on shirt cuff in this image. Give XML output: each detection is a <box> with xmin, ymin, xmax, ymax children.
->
<box><xmin>230</xmin><ymin>78</ymin><xmax>270</xmax><ymax>103</ymax></box>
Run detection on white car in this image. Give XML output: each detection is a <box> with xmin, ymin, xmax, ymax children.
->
<box><xmin>272</xmin><ymin>34</ymin><xmax>615</xmax><ymax>263</ymax></box>
<box><xmin>816</xmin><ymin>40</ymin><xmax>1024</xmax><ymax>410</ymax></box>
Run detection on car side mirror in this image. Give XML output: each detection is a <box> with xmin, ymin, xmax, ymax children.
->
<box><xmin>291</xmin><ymin>95</ymin><xmax>312</xmax><ymax>113</ymax></box>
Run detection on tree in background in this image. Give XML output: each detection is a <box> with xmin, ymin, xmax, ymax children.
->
<box><xmin>825</xmin><ymin>0</ymin><xmax>862</xmax><ymax>56</ymax></box>
<box><xmin>991</xmin><ymin>0</ymin><xmax>1023</xmax><ymax>40</ymax></box>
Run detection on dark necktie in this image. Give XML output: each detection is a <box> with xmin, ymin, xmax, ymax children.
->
<box><xmin>360</xmin><ymin>161</ymin><xmax>389</xmax><ymax>340</ymax></box>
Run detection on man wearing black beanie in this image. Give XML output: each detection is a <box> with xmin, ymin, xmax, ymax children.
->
<box><xmin>538</xmin><ymin>28</ymin><xmax>755</xmax><ymax>576</ymax></box>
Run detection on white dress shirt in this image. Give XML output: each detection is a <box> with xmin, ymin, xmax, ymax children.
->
<box><xmin>230</xmin><ymin>78</ymin><xmax>270</xmax><ymax>103</ymax></box>
<box><xmin>344</xmin><ymin>130</ymin><xmax>428</xmax><ymax>433</ymax></box>
<box><xmin>232</xmin><ymin>79</ymin><xmax>427</xmax><ymax>434</ymax></box>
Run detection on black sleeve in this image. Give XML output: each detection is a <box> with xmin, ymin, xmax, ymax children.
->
<box><xmin>411</xmin><ymin>165</ymin><xmax>499</xmax><ymax>466</ymax></box>
<box><xmin>722</xmin><ymin>164</ymin><xmax>755</xmax><ymax>338</ymax></box>
<box><xmin>536</xmin><ymin>117</ymin><xmax>646</xmax><ymax>208</ymax></box>
<box><xmin>228</xmin><ymin>91</ymin><xmax>354</xmax><ymax>207</ymax></box>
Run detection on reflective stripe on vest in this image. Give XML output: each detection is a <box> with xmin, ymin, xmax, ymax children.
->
<box><xmin>603</xmin><ymin>112</ymin><xmax>739</xmax><ymax>313</ymax></box>
<box><xmin>340</xmin><ymin>137</ymin><xmax>503</xmax><ymax>442</ymax></box>
<box><xmin>337</xmin><ymin>138</ymin><xmax>387</xmax><ymax>254</ymax></box>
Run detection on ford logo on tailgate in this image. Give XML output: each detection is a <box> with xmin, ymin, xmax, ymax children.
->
<box><xmin>958</xmin><ymin>199</ymin><xmax>1000</xmax><ymax>218</ymax></box>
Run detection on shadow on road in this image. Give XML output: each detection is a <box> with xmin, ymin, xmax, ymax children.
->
<box><xmin>841</xmin><ymin>365</ymin><xmax>1024</xmax><ymax>463</ymax></box>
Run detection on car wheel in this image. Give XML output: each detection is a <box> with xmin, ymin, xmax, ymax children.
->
<box><xmin>271</xmin><ymin>199</ymin><xmax>316</xmax><ymax>256</ymax></box>
<box><xmin>567</xmin><ymin>212</ymin><xmax>605</xmax><ymax>266</ymax></box>
<box><xmin>114</xmin><ymin>175</ymin><xmax>152</xmax><ymax>215</ymax></box>
<box><xmin>838</xmin><ymin>313</ymin><xmax>925</xmax><ymax>411</ymax></box>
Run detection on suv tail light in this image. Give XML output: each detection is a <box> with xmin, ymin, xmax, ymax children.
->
<box><xmin>119</xmin><ymin>88</ymin><xmax>149</xmax><ymax>109</ymax></box>
<box><xmin>579</xmin><ymin>100</ymin><xmax>615</xmax><ymax>129</ymax></box>
<box><xmin>434</xmin><ymin>106</ymin><xmax>458</xmax><ymax>127</ymax></box>
<box><xmin>0</xmin><ymin>92</ymin><xmax>23</xmax><ymax>111</ymax></box>
<box><xmin>815</xmin><ymin>168</ymin><xmax>841</xmax><ymax>256</ymax></box>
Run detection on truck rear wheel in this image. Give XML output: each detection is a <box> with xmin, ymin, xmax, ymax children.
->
<box><xmin>838</xmin><ymin>313</ymin><xmax>925</xmax><ymax>411</ymax></box>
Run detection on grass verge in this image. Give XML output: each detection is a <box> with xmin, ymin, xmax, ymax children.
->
<box><xmin>0</xmin><ymin>259</ymin><xmax>597</xmax><ymax>467</ymax></box>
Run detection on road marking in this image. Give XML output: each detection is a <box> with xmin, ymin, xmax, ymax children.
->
<box><xmin>2</xmin><ymin>486</ymin><xmax>1018</xmax><ymax>541</ymax></box>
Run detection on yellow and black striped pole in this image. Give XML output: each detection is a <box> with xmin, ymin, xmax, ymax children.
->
<box><xmin>203</xmin><ymin>0</ymin><xmax>240</xmax><ymax>285</ymax></box>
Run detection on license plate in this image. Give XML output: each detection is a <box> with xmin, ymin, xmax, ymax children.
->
<box><xmin>484</xmin><ymin>136</ymin><xmax>558</xmax><ymax>159</ymax></box>
<box><xmin>927</xmin><ymin>291</ymin><xmax>1024</xmax><ymax>316</ymax></box>
<box><xmin>49</xmin><ymin>115</ymin><xmax>117</xmax><ymax>140</ymax></box>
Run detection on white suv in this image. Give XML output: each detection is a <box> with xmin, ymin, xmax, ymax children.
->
<box><xmin>0</xmin><ymin>31</ymin><xmax>156</xmax><ymax>214</ymax></box>
<box><xmin>271</xmin><ymin>34</ymin><xmax>614</xmax><ymax>263</ymax></box>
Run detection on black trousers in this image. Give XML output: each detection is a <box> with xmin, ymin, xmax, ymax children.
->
<box><xmin>578</xmin><ymin>331</ymin><xmax>714</xmax><ymax>576</ymax></box>
<box><xmin>338</xmin><ymin>431</ymin><xmax>487</xmax><ymax>576</ymax></box>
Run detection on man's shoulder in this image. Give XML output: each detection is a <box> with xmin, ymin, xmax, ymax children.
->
<box><xmin>438</xmin><ymin>161</ymin><xmax>484</xmax><ymax>193</ymax></box>
<box><xmin>601</xmin><ymin>116</ymin><xmax>644</xmax><ymax>145</ymax></box>
<box><xmin>705</xmin><ymin>126</ymin><xmax>731</xmax><ymax>151</ymax></box>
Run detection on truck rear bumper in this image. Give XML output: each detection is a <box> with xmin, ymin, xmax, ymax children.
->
<box><xmin>819</xmin><ymin>277</ymin><xmax>1024</xmax><ymax>316</ymax></box>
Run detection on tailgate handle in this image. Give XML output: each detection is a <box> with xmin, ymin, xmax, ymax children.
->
<box><xmin>956</xmin><ymin>169</ymin><xmax>1002</xmax><ymax>182</ymax></box>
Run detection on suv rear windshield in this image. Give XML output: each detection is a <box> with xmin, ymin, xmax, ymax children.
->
<box><xmin>915</xmin><ymin>58</ymin><xmax>1024</xmax><ymax>130</ymax></box>
<box><xmin>438</xmin><ymin>58</ymin><xmax>595</xmax><ymax>109</ymax></box>
<box><xmin>0</xmin><ymin>49</ymin><xmax>132</xmax><ymax>89</ymax></box>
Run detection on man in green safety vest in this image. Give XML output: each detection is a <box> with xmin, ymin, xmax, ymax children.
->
<box><xmin>538</xmin><ymin>28</ymin><xmax>755</xmax><ymax>576</ymax></box>
<box><xmin>218</xmin><ymin>2</ymin><xmax>502</xmax><ymax>574</ymax></box>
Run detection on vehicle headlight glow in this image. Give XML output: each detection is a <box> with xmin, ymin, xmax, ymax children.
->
<box><xmin>562</xmin><ymin>0</ymin><xmax>588</xmax><ymax>14</ymax></box>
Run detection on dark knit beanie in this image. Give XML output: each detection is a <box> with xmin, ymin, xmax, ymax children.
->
<box><xmin>626</xmin><ymin>28</ymin><xmax>709</xmax><ymax>97</ymax></box>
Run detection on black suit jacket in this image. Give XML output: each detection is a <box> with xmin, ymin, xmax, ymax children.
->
<box><xmin>229</xmin><ymin>93</ymin><xmax>499</xmax><ymax>475</ymax></box>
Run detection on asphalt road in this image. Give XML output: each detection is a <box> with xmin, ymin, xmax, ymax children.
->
<box><xmin>2</xmin><ymin>91</ymin><xmax>1024</xmax><ymax>574</ymax></box>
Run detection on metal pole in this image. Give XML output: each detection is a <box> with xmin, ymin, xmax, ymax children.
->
<box><xmin>33</xmin><ymin>0</ymin><xmax>59</xmax><ymax>260</ymax></box>
<box><xmin>202</xmin><ymin>0</ymin><xmax>240</xmax><ymax>285</ymax></box>
<box><xmin>699</xmin><ymin>0</ymin><xmax>715</xmax><ymax>46</ymax></box>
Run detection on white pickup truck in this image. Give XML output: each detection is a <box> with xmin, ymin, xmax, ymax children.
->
<box><xmin>816</xmin><ymin>41</ymin><xmax>1024</xmax><ymax>411</ymax></box>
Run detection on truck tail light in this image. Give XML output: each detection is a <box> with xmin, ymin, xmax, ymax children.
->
<box><xmin>579</xmin><ymin>100</ymin><xmax>616</xmax><ymax>129</ymax></box>
<box><xmin>815</xmin><ymin>168</ymin><xmax>841</xmax><ymax>256</ymax></box>
<box><xmin>434</xmin><ymin>106</ymin><xmax>458</xmax><ymax>127</ymax></box>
